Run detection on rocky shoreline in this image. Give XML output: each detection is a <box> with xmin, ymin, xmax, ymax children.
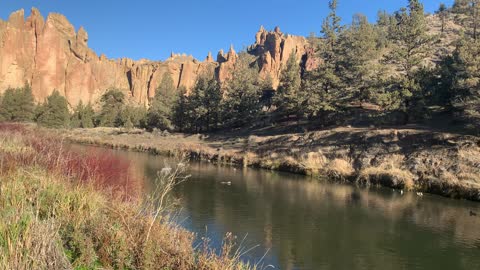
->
<box><xmin>61</xmin><ymin>126</ymin><xmax>480</xmax><ymax>202</ymax></box>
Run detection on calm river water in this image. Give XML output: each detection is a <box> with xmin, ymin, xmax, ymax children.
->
<box><xmin>76</xmin><ymin>145</ymin><xmax>480</xmax><ymax>270</ymax></box>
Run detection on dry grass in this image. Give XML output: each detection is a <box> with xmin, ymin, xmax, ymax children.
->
<box><xmin>0</xmin><ymin>123</ymin><xmax>256</xmax><ymax>270</ymax></box>
<box><xmin>359</xmin><ymin>154</ymin><xmax>415</xmax><ymax>190</ymax></box>
<box><xmin>326</xmin><ymin>158</ymin><xmax>354</xmax><ymax>178</ymax></box>
<box><xmin>299</xmin><ymin>151</ymin><xmax>327</xmax><ymax>175</ymax></box>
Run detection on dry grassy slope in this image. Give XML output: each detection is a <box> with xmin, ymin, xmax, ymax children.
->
<box><xmin>63</xmin><ymin>126</ymin><xmax>480</xmax><ymax>201</ymax></box>
<box><xmin>426</xmin><ymin>13</ymin><xmax>464</xmax><ymax>62</ymax></box>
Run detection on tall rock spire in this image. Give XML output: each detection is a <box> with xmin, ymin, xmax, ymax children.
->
<box><xmin>205</xmin><ymin>51</ymin><xmax>213</xmax><ymax>62</ymax></box>
<box><xmin>227</xmin><ymin>44</ymin><xmax>236</xmax><ymax>60</ymax></box>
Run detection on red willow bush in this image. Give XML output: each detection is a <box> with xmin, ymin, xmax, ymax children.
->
<box><xmin>0</xmin><ymin>123</ymin><xmax>141</xmax><ymax>199</ymax></box>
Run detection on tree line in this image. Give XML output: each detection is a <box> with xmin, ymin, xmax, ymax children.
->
<box><xmin>1</xmin><ymin>0</ymin><xmax>480</xmax><ymax>133</ymax></box>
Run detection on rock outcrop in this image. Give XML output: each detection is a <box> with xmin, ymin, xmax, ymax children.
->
<box><xmin>0</xmin><ymin>8</ymin><xmax>318</xmax><ymax>106</ymax></box>
<box><xmin>247</xmin><ymin>26</ymin><xmax>318</xmax><ymax>88</ymax></box>
<box><xmin>0</xmin><ymin>8</ymin><xmax>217</xmax><ymax>106</ymax></box>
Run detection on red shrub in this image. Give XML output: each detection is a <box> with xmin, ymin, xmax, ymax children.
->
<box><xmin>0</xmin><ymin>127</ymin><xmax>142</xmax><ymax>199</ymax></box>
<box><xmin>0</xmin><ymin>122</ymin><xmax>27</xmax><ymax>133</ymax></box>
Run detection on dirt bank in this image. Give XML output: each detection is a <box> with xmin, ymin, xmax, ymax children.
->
<box><xmin>61</xmin><ymin>126</ymin><xmax>480</xmax><ymax>201</ymax></box>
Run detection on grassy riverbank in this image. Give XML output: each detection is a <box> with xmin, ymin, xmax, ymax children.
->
<box><xmin>61</xmin><ymin>125</ymin><xmax>480</xmax><ymax>201</ymax></box>
<box><xmin>0</xmin><ymin>123</ymin><xmax>255</xmax><ymax>270</ymax></box>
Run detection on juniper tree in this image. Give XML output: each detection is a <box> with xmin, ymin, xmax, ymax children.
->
<box><xmin>0</xmin><ymin>84</ymin><xmax>35</xmax><ymax>122</ymax></box>
<box><xmin>298</xmin><ymin>0</ymin><xmax>344</xmax><ymax>121</ymax></box>
<box><xmin>452</xmin><ymin>1</ymin><xmax>480</xmax><ymax>40</ymax></box>
<box><xmin>337</xmin><ymin>14</ymin><xmax>380</xmax><ymax>103</ymax></box>
<box><xmin>97</xmin><ymin>89</ymin><xmax>125</xmax><ymax>127</ymax></box>
<box><xmin>273</xmin><ymin>52</ymin><xmax>302</xmax><ymax>119</ymax></box>
<box><xmin>116</xmin><ymin>105</ymin><xmax>147</xmax><ymax>128</ymax></box>
<box><xmin>384</xmin><ymin>0</ymin><xmax>433</xmax><ymax>118</ymax></box>
<box><xmin>71</xmin><ymin>101</ymin><xmax>95</xmax><ymax>128</ymax></box>
<box><xmin>188</xmin><ymin>73</ymin><xmax>222</xmax><ymax>132</ymax></box>
<box><xmin>36</xmin><ymin>91</ymin><xmax>70</xmax><ymax>128</ymax></box>
<box><xmin>146</xmin><ymin>73</ymin><xmax>176</xmax><ymax>130</ymax></box>
<box><xmin>172</xmin><ymin>86</ymin><xmax>190</xmax><ymax>132</ymax></box>
<box><xmin>222</xmin><ymin>53</ymin><xmax>262</xmax><ymax>128</ymax></box>
<box><xmin>437</xmin><ymin>3</ymin><xmax>448</xmax><ymax>34</ymax></box>
<box><xmin>449</xmin><ymin>37</ymin><xmax>480</xmax><ymax>128</ymax></box>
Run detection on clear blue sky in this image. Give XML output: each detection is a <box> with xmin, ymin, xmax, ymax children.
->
<box><xmin>0</xmin><ymin>0</ymin><xmax>454</xmax><ymax>61</ymax></box>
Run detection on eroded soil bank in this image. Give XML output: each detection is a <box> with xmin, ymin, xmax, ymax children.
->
<box><xmin>61</xmin><ymin>126</ymin><xmax>480</xmax><ymax>201</ymax></box>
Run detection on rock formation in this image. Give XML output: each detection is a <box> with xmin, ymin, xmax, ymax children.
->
<box><xmin>0</xmin><ymin>8</ymin><xmax>318</xmax><ymax>107</ymax></box>
<box><xmin>0</xmin><ymin>8</ymin><xmax>217</xmax><ymax>106</ymax></box>
<box><xmin>247</xmin><ymin>26</ymin><xmax>318</xmax><ymax>88</ymax></box>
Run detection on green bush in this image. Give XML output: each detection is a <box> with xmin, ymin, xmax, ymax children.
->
<box><xmin>36</xmin><ymin>91</ymin><xmax>70</xmax><ymax>128</ymax></box>
<box><xmin>0</xmin><ymin>84</ymin><xmax>35</xmax><ymax>122</ymax></box>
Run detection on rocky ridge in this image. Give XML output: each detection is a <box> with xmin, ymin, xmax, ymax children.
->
<box><xmin>0</xmin><ymin>8</ymin><xmax>316</xmax><ymax>106</ymax></box>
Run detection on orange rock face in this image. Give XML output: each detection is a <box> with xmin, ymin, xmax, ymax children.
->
<box><xmin>247</xmin><ymin>26</ymin><xmax>318</xmax><ymax>88</ymax></box>
<box><xmin>0</xmin><ymin>9</ymin><xmax>317</xmax><ymax>106</ymax></box>
<box><xmin>0</xmin><ymin>8</ymin><xmax>216</xmax><ymax>106</ymax></box>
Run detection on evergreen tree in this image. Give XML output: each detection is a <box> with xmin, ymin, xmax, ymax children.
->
<box><xmin>222</xmin><ymin>53</ymin><xmax>262</xmax><ymax>128</ymax></box>
<box><xmin>384</xmin><ymin>0</ymin><xmax>433</xmax><ymax>119</ymax></box>
<box><xmin>273</xmin><ymin>52</ymin><xmax>302</xmax><ymax>119</ymax></box>
<box><xmin>36</xmin><ymin>91</ymin><xmax>70</xmax><ymax>128</ymax></box>
<box><xmin>376</xmin><ymin>10</ymin><xmax>394</xmax><ymax>48</ymax></box>
<box><xmin>449</xmin><ymin>37</ymin><xmax>480</xmax><ymax>128</ymax></box>
<box><xmin>437</xmin><ymin>3</ymin><xmax>448</xmax><ymax>34</ymax></box>
<box><xmin>298</xmin><ymin>70</ymin><xmax>337</xmax><ymax>120</ymax></box>
<box><xmin>172</xmin><ymin>86</ymin><xmax>190</xmax><ymax>132</ymax></box>
<box><xmin>146</xmin><ymin>73</ymin><xmax>176</xmax><ymax>130</ymax></box>
<box><xmin>0</xmin><ymin>84</ymin><xmax>35</xmax><ymax>122</ymax></box>
<box><xmin>116</xmin><ymin>105</ymin><xmax>147</xmax><ymax>128</ymax></box>
<box><xmin>338</xmin><ymin>14</ymin><xmax>380</xmax><ymax>103</ymax></box>
<box><xmin>97</xmin><ymin>89</ymin><xmax>125</xmax><ymax>127</ymax></box>
<box><xmin>453</xmin><ymin>0</ymin><xmax>470</xmax><ymax>13</ymax></box>
<box><xmin>71</xmin><ymin>101</ymin><xmax>95</xmax><ymax>128</ymax></box>
<box><xmin>300</xmin><ymin>0</ymin><xmax>344</xmax><ymax>120</ymax></box>
<box><xmin>259</xmin><ymin>75</ymin><xmax>275</xmax><ymax>111</ymax></box>
<box><xmin>452</xmin><ymin>0</ymin><xmax>480</xmax><ymax>40</ymax></box>
<box><xmin>321</xmin><ymin>0</ymin><xmax>342</xmax><ymax>56</ymax></box>
<box><xmin>182</xmin><ymin>72</ymin><xmax>223</xmax><ymax>132</ymax></box>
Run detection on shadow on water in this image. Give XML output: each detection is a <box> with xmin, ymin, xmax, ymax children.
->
<box><xmin>74</xmin><ymin>144</ymin><xmax>480</xmax><ymax>270</ymax></box>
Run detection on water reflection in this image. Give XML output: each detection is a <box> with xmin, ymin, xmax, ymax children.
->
<box><xmin>75</xmin><ymin>145</ymin><xmax>480</xmax><ymax>270</ymax></box>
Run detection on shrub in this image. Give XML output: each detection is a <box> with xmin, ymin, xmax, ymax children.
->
<box><xmin>36</xmin><ymin>91</ymin><xmax>70</xmax><ymax>128</ymax></box>
<box><xmin>71</xmin><ymin>101</ymin><xmax>95</xmax><ymax>128</ymax></box>
<box><xmin>0</xmin><ymin>84</ymin><xmax>35</xmax><ymax>122</ymax></box>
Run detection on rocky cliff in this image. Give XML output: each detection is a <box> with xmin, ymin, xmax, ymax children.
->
<box><xmin>0</xmin><ymin>8</ymin><xmax>316</xmax><ymax>106</ymax></box>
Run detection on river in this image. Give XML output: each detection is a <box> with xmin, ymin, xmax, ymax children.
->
<box><xmin>75</xmin><ymin>144</ymin><xmax>480</xmax><ymax>270</ymax></box>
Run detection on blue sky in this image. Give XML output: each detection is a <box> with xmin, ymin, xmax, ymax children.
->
<box><xmin>0</xmin><ymin>0</ymin><xmax>454</xmax><ymax>61</ymax></box>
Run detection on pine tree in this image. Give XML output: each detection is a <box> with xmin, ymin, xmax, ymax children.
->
<box><xmin>146</xmin><ymin>73</ymin><xmax>176</xmax><ymax>130</ymax></box>
<box><xmin>452</xmin><ymin>1</ymin><xmax>480</xmax><ymax>40</ymax></box>
<box><xmin>273</xmin><ymin>52</ymin><xmax>302</xmax><ymax>119</ymax></box>
<box><xmin>321</xmin><ymin>0</ymin><xmax>342</xmax><ymax>56</ymax></box>
<box><xmin>222</xmin><ymin>53</ymin><xmax>262</xmax><ymax>128</ymax></box>
<box><xmin>337</xmin><ymin>14</ymin><xmax>380</xmax><ymax>103</ymax></box>
<box><xmin>384</xmin><ymin>0</ymin><xmax>433</xmax><ymax>118</ymax></box>
<box><xmin>97</xmin><ymin>89</ymin><xmax>125</xmax><ymax>127</ymax></box>
<box><xmin>295</xmin><ymin>0</ymin><xmax>345</xmax><ymax>122</ymax></box>
<box><xmin>376</xmin><ymin>10</ymin><xmax>394</xmax><ymax>48</ymax></box>
<box><xmin>71</xmin><ymin>101</ymin><xmax>95</xmax><ymax>128</ymax></box>
<box><xmin>36</xmin><ymin>91</ymin><xmax>70</xmax><ymax>128</ymax></box>
<box><xmin>186</xmin><ymin>73</ymin><xmax>222</xmax><ymax>132</ymax></box>
<box><xmin>259</xmin><ymin>74</ymin><xmax>275</xmax><ymax>111</ymax></box>
<box><xmin>437</xmin><ymin>3</ymin><xmax>448</xmax><ymax>34</ymax></box>
<box><xmin>116</xmin><ymin>105</ymin><xmax>147</xmax><ymax>128</ymax></box>
<box><xmin>0</xmin><ymin>84</ymin><xmax>35</xmax><ymax>122</ymax></box>
<box><xmin>172</xmin><ymin>86</ymin><xmax>190</xmax><ymax>132</ymax></box>
<box><xmin>298</xmin><ymin>70</ymin><xmax>337</xmax><ymax>120</ymax></box>
<box><xmin>450</xmin><ymin>37</ymin><xmax>480</xmax><ymax>128</ymax></box>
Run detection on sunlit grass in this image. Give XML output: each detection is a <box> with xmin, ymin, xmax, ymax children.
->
<box><xmin>0</xmin><ymin>123</ymin><xmax>258</xmax><ymax>270</ymax></box>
